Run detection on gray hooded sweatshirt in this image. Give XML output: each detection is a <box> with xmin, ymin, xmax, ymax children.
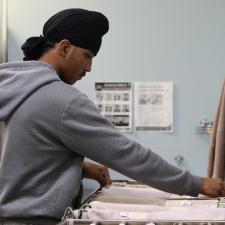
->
<box><xmin>0</xmin><ymin>61</ymin><xmax>201</xmax><ymax>220</ymax></box>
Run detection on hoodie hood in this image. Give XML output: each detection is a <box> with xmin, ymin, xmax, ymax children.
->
<box><xmin>0</xmin><ymin>61</ymin><xmax>60</xmax><ymax>121</ymax></box>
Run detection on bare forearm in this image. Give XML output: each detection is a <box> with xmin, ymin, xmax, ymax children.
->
<box><xmin>82</xmin><ymin>161</ymin><xmax>111</xmax><ymax>187</ymax></box>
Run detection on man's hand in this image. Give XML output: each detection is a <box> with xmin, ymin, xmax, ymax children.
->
<box><xmin>82</xmin><ymin>161</ymin><xmax>111</xmax><ymax>187</ymax></box>
<box><xmin>200</xmin><ymin>177</ymin><xmax>225</xmax><ymax>197</ymax></box>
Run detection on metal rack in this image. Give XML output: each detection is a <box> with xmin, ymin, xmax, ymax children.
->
<box><xmin>60</xmin><ymin>219</ymin><xmax>225</xmax><ymax>225</ymax></box>
<box><xmin>59</xmin><ymin>180</ymin><xmax>225</xmax><ymax>225</ymax></box>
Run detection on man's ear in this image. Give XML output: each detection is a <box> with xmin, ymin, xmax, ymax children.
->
<box><xmin>58</xmin><ymin>39</ymin><xmax>72</xmax><ymax>57</ymax></box>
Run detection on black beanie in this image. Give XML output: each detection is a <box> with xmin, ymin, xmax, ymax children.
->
<box><xmin>21</xmin><ymin>8</ymin><xmax>109</xmax><ymax>60</ymax></box>
<box><xmin>43</xmin><ymin>8</ymin><xmax>109</xmax><ymax>56</ymax></box>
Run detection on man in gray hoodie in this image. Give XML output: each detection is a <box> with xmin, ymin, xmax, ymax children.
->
<box><xmin>0</xmin><ymin>8</ymin><xmax>225</xmax><ymax>225</ymax></box>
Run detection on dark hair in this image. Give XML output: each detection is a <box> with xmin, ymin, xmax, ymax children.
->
<box><xmin>21</xmin><ymin>36</ymin><xmax>55</xmax><ymax>61</ymax></box>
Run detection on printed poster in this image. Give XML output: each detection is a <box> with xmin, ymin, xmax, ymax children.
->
<box><xmin>95</xmin><ymin>82</ymin><xmax>133</xmax><ymax>132</ymax></box>
<box><xmin>134</xmin><ymin>81</ymin><xmax>173</xmax><ymax>132</ymax></box>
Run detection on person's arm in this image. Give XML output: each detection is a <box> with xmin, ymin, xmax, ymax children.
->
<box><xmin>200</xmin><ymin>177</ymin><xmax>225</xmax><ymax>197</ymax></box>
<box><xmin>61</xmin><ymin>93</ymin><xmax>225</xmax><ymax>197</ymax></box>
<box><xmin>82</xmin><ymin>161</ymin><xmax>111</xmax><ymax>187</ymax></box>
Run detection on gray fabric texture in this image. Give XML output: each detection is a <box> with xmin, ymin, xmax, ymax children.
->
<box><xmin>0</xmin><ymin>218</ymin><xmax>59</xmax><ymax>225</ymax></box>
<box><xmin>0</xmin><ymin>122</ymin><xmax>3</xmax><ymax>160</ymax></box>
<box><xmin>1</xmin><ymin>223</ymin><xmax>31</xmax><ymax>225</ymax></box>
<box><xmin>0</xmin><ymin>61</ymin><xmax>202</xmax><ymax>220</ymax></box>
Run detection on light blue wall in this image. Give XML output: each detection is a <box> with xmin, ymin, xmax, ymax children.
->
<box><xmin>7</xmin><ymin>0</ymin><xmax>225</xmax><ymax>190</ymax></box>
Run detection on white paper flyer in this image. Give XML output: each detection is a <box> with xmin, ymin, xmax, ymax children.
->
<box><xmin>134</xmin><ymin>82</ymin><xmax>173</xmax><ymax>132</ymax></box>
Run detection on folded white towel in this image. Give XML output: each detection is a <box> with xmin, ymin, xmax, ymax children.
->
<box><xmin>100</xmin><ymin>186</ymin><xmax>173</xmax><ymax>199</ymax></box>
<box><xmin>87</xmin><ymin>208</ymin><xmax>225</xmax><ymax>220</ymax></box>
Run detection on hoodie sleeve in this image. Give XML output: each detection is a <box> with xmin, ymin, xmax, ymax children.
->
<box><xmin>60</xmin><ymin>94</ymin><xmax>202</xmax><ymax>196</ymax></box>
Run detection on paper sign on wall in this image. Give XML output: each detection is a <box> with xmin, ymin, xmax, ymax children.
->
<box><xmin>95</xmin><ymin>82</ymin><xmax>133</xmax><ymax>132</ymax></box>
<box><xmin>134</xmin><ymin>81</ymin><xmax>173</xmax><ymax>132</ymax></box>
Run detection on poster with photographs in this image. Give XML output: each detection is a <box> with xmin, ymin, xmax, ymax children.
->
<box><xmin>95</xmin><ymin>82</ymin><xmax>133</xmax><ymax>132</ymax></box>
<box><xmin>134</xmin><ymin>82</ymin><xmax>173</xmax><ymax>132</ymax></box>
